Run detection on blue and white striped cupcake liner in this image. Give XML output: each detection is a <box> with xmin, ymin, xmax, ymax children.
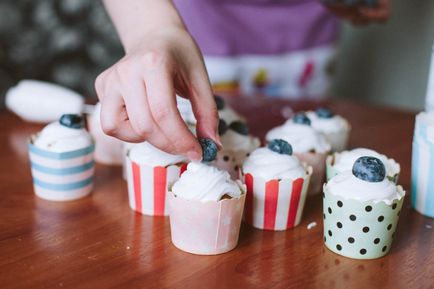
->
<box><xmin>28</xmin><ymin>137</ymin><xmax>95</xmax><ymax>201</ymax></box>
<box><xmin>411</xmin><ymin>112</ymin><xmax>434</xmax><ymax>218</ymax></box>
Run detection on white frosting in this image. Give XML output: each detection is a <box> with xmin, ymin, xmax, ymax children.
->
<box><xmin>333</xmin><ymin>148</ymin><xmax>400</xmax><ymax>177</ymax></box>
<box><xmin>171</xmin><ymin>162</ymin><xmax>242</xmax><ymax>202</ymax></box>
<box><xmin>306</xmin><ymin>111</ymin><xmax>350</xmax><ymax>134</ymax></box>
<box><xmin>128</xmin><ymin>142</ymin><xmax>188</xmax><ymax>167</ymax></box>
<box><xmin>266</xmin><ymin>123</ymin><xmax>330</xmax><ymax>153</ymax></box>
<box><xmin>176</xmin><ymin>96</ymin><xmax>243</xmax><ymax>125</ymax></box>
<box><xmin>221</xmin><ymin>130</ymin><xmax>260</xmax><ymax>152</ymax></box>
<box><xmin>33</xmin><ymin>121</ymin><xmax>92</xmax><ymax>152</ymax></box>
<box><xmin>243</xmin><ymin>147</ymin><xmax>306</xmax><ymax>181</ymax></box>
<box><xmin>326</xmin><ymin>171</ymin><xmax>403</xmax><ymax>204</ymax></box>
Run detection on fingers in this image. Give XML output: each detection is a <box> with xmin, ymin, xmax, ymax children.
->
<box><xmin>144</xmin><ymin>68</ymin><xmax>203</xmax><ymax>161</ymax></box>
<box><xmin>187</xmin><ymin>65</ymin><xmax>220</xmax><ymax>147</ymax></box>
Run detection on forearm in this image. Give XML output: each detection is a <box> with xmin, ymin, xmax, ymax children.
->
<box><xmin>103</xmin><ymin>0</ymin><xmax>185</xmax><ymax>52</ymax></box>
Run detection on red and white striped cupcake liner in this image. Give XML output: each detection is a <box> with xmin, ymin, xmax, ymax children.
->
<box><xmin>242</xmin><ymin>166</ymin><xmax>312</xmax><ymax>231</ymax></box>
<box><xmin>126</xmin><ymin>155</ymin><xmax>187</xmax><ymax>216</ymax></box>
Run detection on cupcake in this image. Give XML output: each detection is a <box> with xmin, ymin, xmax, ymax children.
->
<box><xmin>326</xmin><ymin>148</ymin><xmax>400</xmax><ymax>183</ymax></box>
<box><xmin>87</xmin><ymin>102</ymin><xmax>124</xmax><ymax>165</ymax></box>
<box><xmin>126</xmin><ymin>142</ymin><xmax>188</xmax><ymax>216</ymax></box>
<box><xmin>28</xmin><ymin>114</ymin><xmax>95</xmax><ymax>201</ymax></box>
<box><xmin>169</xmin><ymin>161</ymin><xmax>245</xmax><ymax>255</ymax></box>
<box><xmin>306</xmin><ymin>107</ymin><xmax>351</xmax><ymax>152</ymax></box>
<box><xmin>266</xmin><ymin>112</ymin><xmax>331</xmax><ymax>195</ymax></box>
<box><xmin>214</xmin><ymin>119</ymin><xmax>260</xmax><ymax>179</ymax></box>
<box><xmin>242</xmin><ymin>139</ymin><xmax>312</xmax><ymax>231</ymax></box>
<box><xmin>323</xmin><ymin>156</ymin><xmax>405</xmax><ymax>259</ymax></box>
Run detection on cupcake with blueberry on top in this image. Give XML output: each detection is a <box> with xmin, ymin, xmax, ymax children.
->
<box><xmin>326</xmin><ymin>148</ymin><xmax>400</xmax><ymax>183</ymax></box>
<box><xmin>266</xmin><ymin>112</ymin><xmax>331</xmax><ymax>195</ymax></box>
<box><xmin>241</xmin><ymin>139</ymin><xmax>312</xmax><ymax>231</ymax></box>
<box><xmin>168</xmin><ymin>138</ymin><xmax>246</xmax><ymax>255</ymax></box>
<box><xmin>28</xmin><ymin>114</ymin><xmax>95</xmax><ymax>201</ymax></box>
<box><xmin>323</xmin><ymin>156</ymin><xmax>405</xmax><ymax>259</ymax></box>
<box><xmin>306</xmin><ymin>107</ymin><xmax>351</xmax><ymax>152</ymax></box>
<box><xmin>213</xmin><ymin>118</ymin><xmax>260</xmax><ymax>180</ymax></box>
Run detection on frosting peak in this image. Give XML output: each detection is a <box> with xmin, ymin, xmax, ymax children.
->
<box><xmin>129</xmin><ymin>142</ymin><xmax>188</xmax><ymax>167</ymax></box>
<box><xmin>171</xmin><ymin>162</ymin><xmax>242</xmax><ymax>202</ymax></box>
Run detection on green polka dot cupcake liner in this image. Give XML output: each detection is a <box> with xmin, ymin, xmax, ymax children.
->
<box><xmin>323</xmin><ymin>185</ymin><xmax>405</xmax><ymax>259</ymax></box>
<box><xmin>326</xmin><ymin>154</ymin><xmax>400</xmax><ymax>184</ymax></box>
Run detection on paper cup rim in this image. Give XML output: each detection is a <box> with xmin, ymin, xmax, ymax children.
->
<box><xmin>323</xmin><ymin>183</ymin><xmax>406</xmax><ymax>205</ymax></box>
<box><xmin>28</xmin><ymin>134</ymin><xmax>95</xmax><ymax>159</ymax></box>
<box><xmin>241</xmin><ymin>163</ymin><xmax>313</xmax><ymax>184</ymax></box>
<box><xmin>168</xmin><ymin>181</ymin><xmax>246</xmax><ymax>205</ymax></box>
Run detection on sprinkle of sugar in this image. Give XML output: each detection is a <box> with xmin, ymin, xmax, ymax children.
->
<box><xmin>307</xmin><ymin>222</ymin><xmax>317</xmax><ymax>230</ymax></box>
<box><xmin>426</xmin><ymin>224</ymin><xmax>433</xmax><ymax>229</ymax></box>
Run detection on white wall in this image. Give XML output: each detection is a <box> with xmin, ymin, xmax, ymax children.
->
<box><xmin>333</xmin><ymin>0</ymin><xmax>434</xmax><ymax>111</ymax></box>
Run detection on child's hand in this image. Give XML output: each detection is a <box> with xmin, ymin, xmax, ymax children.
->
<box><xmin>326</xmin><ymin>0</ymin><xmax>390</xmax><ymax>25</ymax></box>
<box><xmin>95</xmin><ymin>26</ymin><xmax>219</xmax><ymax>161</ymax></box>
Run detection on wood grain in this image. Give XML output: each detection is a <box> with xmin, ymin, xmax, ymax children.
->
<box><xmin>0</xmin><ymin>98</ymin><xmax>433</xmax><ymax>289</ymax></box>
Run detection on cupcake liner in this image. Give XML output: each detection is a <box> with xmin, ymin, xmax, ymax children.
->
<box><xmin>168</xmin><ymin>191</ymin><xmax>246</xmax><ymax>255</ymax></box>
<box><xmin>411</xmin><ymin>112</ymin><xmax>434</xmax><ymax>218</ymax></box>
<box><xmin>323</xmin><ymin>185</ymin><xmax>405</xmax><ymax>259</ymax></box>
<box><xmin>242</xmin><ymin>166</ymin><xmax>312</xmax><ymax>231</ymax></box>
<box><xmin>87</xmin><ymin>114</ymin><xmax>123</xmax><ymax>165</ymax></box>
<box><xmin>295</xmin><ymin>152</ymin><xmax>327</xmax><ymax>195</ymax></box>
<box><xmin>322</xmin><ymin>126</ymin><xmax>351</xmax><ymax>153</ymax></box>
<box><xmin>326</xmin><ymin>153</ymin><xmax>400</xmax><ymax>184</ymax></box>
<box><xmin>126</xmin><ymin>154</ymin><xmax>187</xmax><ymax>216</ymax></box>
<box><xmin>28</xmin><ymin>136</ymin><xmax>95</xmax><ymax>201</ymax></box>
<box><xmin>122</xmin><ymin>142</ymin><xmax>135</xmax><ymax>180</ymax></box>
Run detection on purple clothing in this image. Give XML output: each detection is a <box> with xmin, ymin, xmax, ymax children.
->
<box><xmin>174</xmin><ymin>0</ymin><xmax>339</xmax><ymax>56</ymax></box>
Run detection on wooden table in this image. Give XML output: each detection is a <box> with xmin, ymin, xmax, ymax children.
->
<box><xmin>1</xmin><ymin>98</ymin><xmax>433</xmax><ymax>289</ymax></box>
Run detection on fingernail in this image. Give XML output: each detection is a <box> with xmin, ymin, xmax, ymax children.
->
<box><xmin>187</xmin><ymin>150</ymin><xmax>202</xmax><ymax>162</ymax></box>
<box><xmin>214</xmin><ymin>133</ymin><xmax>222</xmax><ymax>148</ymax></box>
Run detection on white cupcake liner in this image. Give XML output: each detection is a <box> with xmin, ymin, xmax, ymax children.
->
<box><xmin>126</xmin><ymin>152</ymin><xmax>187</xmax><ymax>216</ymax></box>
<box><xmin>326</xmin><ymin>153</ymin><xmax>400</xmax><ymax>184</ymax></box>
<box><xmin>323</xmin><ymin>184</ymin><xmax>405</xmax><ymax>259</ymax></box>
<box><xmin>169</xmin><ymin>191</ymin><xmax>245</xmax><ymax>255</ymax></box>
<box><xmin>242</xmin><ymin>165</ymin><xmax>312</xmax><ymax>231</ymax></box>
<box><xmin>87</xmin><ymin>114</ymin><xmax>123</xmax><ymax>165</ymax></box>
<box><xmin>295</xmin><ymin>151</ymin><xmax>328</xmax><ymax>195</ymax></box>
<box><xmin>28</xmin><ymin>136</ymin><xmax>95</xmax><ymax>201</ymax></box>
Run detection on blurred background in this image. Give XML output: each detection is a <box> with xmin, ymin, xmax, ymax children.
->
<box><xmin>0</xmin><ymin>0</ymin><xmax>433</xmax><ymax>111</ymax></box>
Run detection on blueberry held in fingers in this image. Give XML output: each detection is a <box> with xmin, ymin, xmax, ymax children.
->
<box><xmin>59</xmin><ymin>114</ymin><xmax>84</xmax><ymax>129</ymax></box>
<box><xmin>292</xmin><ymin>112</ymin><xmax>311</xmax><ymax>126</ymax></box>
<box><xmin>229</xmin><ymin>121</ymin><xmax>249</xmax><ymax>135</ymax></box>
<box><xmin>352</xmin><ymin>156</ymin><xmax>386</xmax><ymax>182</ymax></box>
<box><xmin>316</xmin><ymin>107</ymin><xmax>334</xmax><ymax>119</ymax></box>
<box><xmin>199</xmin><ymin>138</ymin><xmax>218</xmax><ymax>162</ymax></box>
<box><xmin>268</xmin><ymin>139</ymin><xmax>293</xmax><ymax>155</ymax></box>
<box><xmin>214</xmin><ymin>95</ymin><xmax>225</xmax><ymax>110</ymax></box>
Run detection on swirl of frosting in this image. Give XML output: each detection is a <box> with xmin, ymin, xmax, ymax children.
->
<box><xmin>333</xmin><ymin>148</ymin><xmax>400</xmax><ymax>178</ymax></box>
<box><xmin>221</xmin><ymin>130</ymin><xmax>260</xmax><ymax>152</ymax></box>
<box><xmin>306</xmin><ymin>111</ymin><xmax>350</xmax><ymax>134</ymax></box>
<box><xmin>129</xmin><ymin>142</ymin><xmax>188</xmax><ymax>167</ymax></box>
<box><xmin>266</xmin><ymin>123</ymin><xmax>330</xmax><ymax>153</ymax></box>
<box><xmin>171</xmin><ymin>162</ymin><xmax>242</xmax><ymax>202</ymax></box>
<box><xmin>243</xmin><ymin>147</ymin><xmax>306</xmax><ymax>181</ymax></box>
<box><xmin>326</xmin><ymin>171</ymin><xmax>403</xmax><ymax>204</ymax></box>
<box><xmin>33</xmin><ymin>121</ymin><xmax>92</xmax><ymax>152</ymax></box>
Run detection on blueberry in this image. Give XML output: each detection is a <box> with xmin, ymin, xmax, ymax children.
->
<box><xmin>214</xmin><ymin>95</ymin><xmax>225</xmax><ymax>110</ymax></box>
<box><xmin>316</xmin><ymin>107</ymin><xmax>334</xmax><ymax>119</ymax></box>
<box><xmin>292</xmin><ymin>112</ymin><xmax>311</xmax><ymax>126</ymax></box>
<box><xmin>268</xmin><ymin>139</ymin><xmax>293</xmax><ymax>155</ymax></box>
<box><xmin>218</xmin><ymin>119</ymin><xmax>228</xmax><ymax>135</ymax></box>
<box><xmin>229</xmin><ymin>121</ymin><xmax>249</xmax><ymax>135</ymax></box>
<box><xmin>199</xmin><ymin>138</ymin><xmax>218</xmax><ymax>162</ymax></box>
<box><xmin>59</xmin><ymin>114</ymin><xmax>84</xmax><ymax>129</ymax></box>
<box><xmin>352</xmin><ymin>156</ymin><xmax>386</xmax><ymax>182</ymax></box>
